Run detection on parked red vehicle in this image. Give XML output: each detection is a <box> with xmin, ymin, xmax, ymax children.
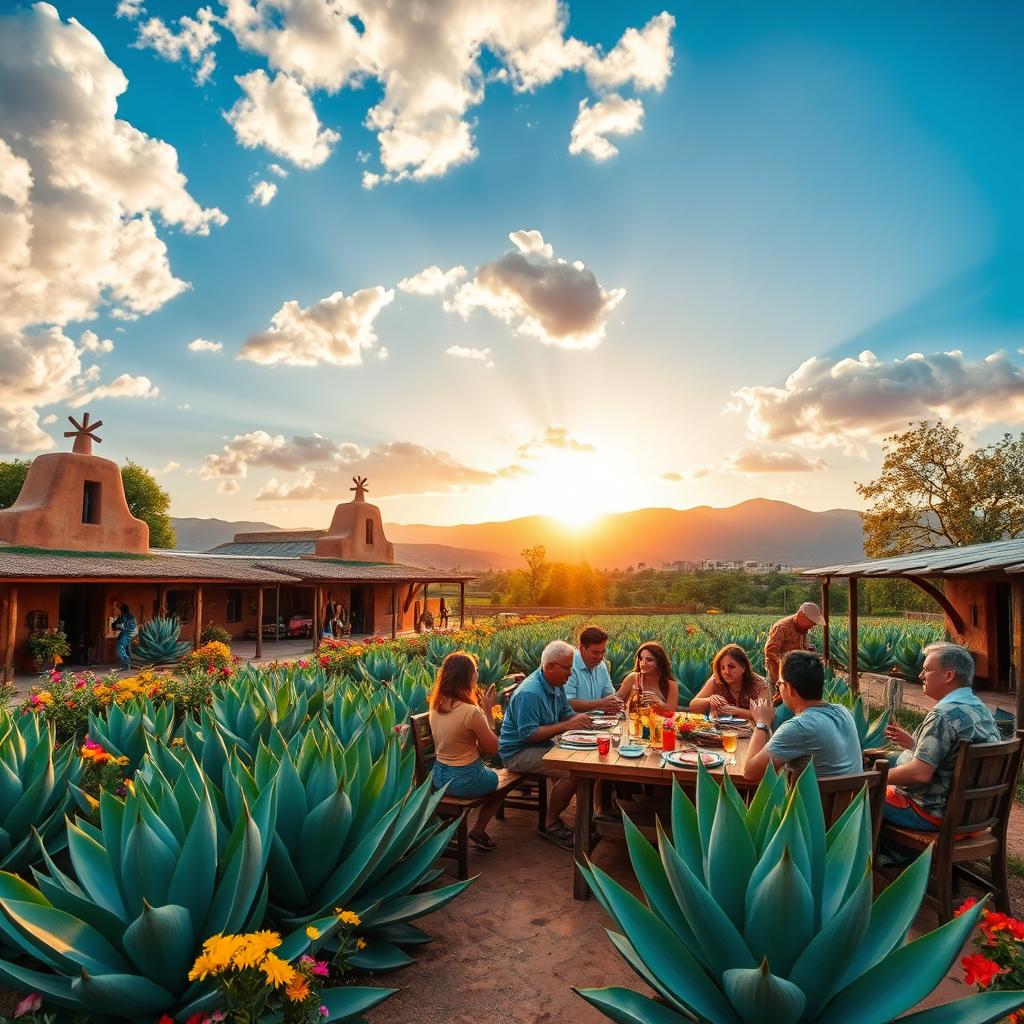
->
<box><xmin>288</xmin><ymin>614</ymin><xmax>313</xmax><ymax>638</ymax></box>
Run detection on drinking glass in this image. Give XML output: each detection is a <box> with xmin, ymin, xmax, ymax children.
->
<box><xmin>596</xmin><ymin>734</ymin><xmax>611</xmax><ymax>756</ymax></box>
<box><xmin>721</xmin><ymin>729</ymin><xmax>738</xmax><ymax>765</ymax></box>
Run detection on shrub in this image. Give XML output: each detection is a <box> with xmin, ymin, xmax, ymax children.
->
<box><xmin>132</xmin><ymin>616</ymin><xmax>192</xmax><ymax>666</ymax></box>
<box><xmin>180</xmin><ymin>640</ymin><xmax>236</xmax><ymax>674</ymax></box>
<box><xmin>199</xmin><ymin>622</ymin><xmax>232</xmax><ymax>646</ymax></box>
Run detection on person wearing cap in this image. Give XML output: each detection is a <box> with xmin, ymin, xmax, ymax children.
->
<box><xmin>764</xmin><ymin>601</ymin><xmax>825</xmax><ymax>690</ymax></box>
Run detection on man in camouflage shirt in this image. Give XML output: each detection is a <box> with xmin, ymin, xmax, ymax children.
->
<box><xmin>883</xmin><ymin>642</ymin><xmax>1000</xmax><ymax>830</ymax></box>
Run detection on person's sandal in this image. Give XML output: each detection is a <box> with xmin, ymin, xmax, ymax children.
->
<box><xmin>538</xmin><ymin>824</ymin><xmax>574</xmax><ymax>850</ymax></box>
<box><xmin>469</xmin><ymin>830</ymin><xmax>496</xmax><ymax>851</ymax></box>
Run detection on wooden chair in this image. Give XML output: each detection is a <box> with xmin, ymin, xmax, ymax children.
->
<box><xmin>789</xmin><ymin>758</ymin><xmax>890</xmax><ymax>849</ymax></box>
<box><xmin>493</xmin><ymin>677</ymin><xmax>548</xmax><ymax>829</ymax></box>
<box><xmin>409</xmin><ymin>712</ymin><xmax>522</xmax><ymax>880</ymax></box>
<box><xmin>880</xmin><ymin>730</ymin><xmax>1024</xmax><ymax>922</ymax></box>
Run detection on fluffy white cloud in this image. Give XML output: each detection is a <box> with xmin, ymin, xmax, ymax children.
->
<box><xmin>731</xmin><ymin>349</ymin><xmax>1024</xmax><ymax>455</ymax></box>
<box><xmin>199</xmin><ymin>430</ymin><xmax>522</xmax><ymax>499</ymax></box>
<box><xmin>267</xmin><ymin>162</ymin><xmax>288</xmax><ymax>177</ymax></box>
<box><xmin>517</xmin><ymin>425</ymin><xmax>595</xmax><ymax>456</ymax></box>
<box><xmin>217</xmin><ymin>2</ymin><xmax>673</xmax><ymax>184</ymax></box>
<box><xmin>239</xmin><ymin>286</ymin><xmax>395</xmax><ymax>367</ymax></box>
<box><xmin>248</xmin><ymin>179</ymin><xmax>278</xmax><ymax>205</ymax></box>
<box><xmin>69</xmin><ymin>373</ymin><xmax>159</xmax><ymax>408</ymax></box>
<box><xmin>446</xmin><ymin>229</ymin><xmax>625</xmax><ymax>349</ymax></box>
<box><xmin>158</xmin><ymin>460</ymin><xmax>181</xmax><ymax>474</ymax></box>
<box><xmin>79</xmin><ymin>330</ymin><xmax>114</xmax><ymax>354</ymax></box>
<box><xmin>225</xmin><ymin>70</ymin><xmax>339</xmax><ymax>169</ymax></box>
<box><xmin>728</xmin><ymin>447</ymin><xmax>827</xmax><ymax>473</ymax></box>
<box><xmin>116</xmin><ymin>0</ymin><xmax>144</xmax><ymax>18</ymax></box>
<box><xmin>446</xmin><ymin>345</ymin><xmax>493</xmax><ymax>367</ymax></box>
<box><xmin>584</xmin><ymin>12</ymin><xmax>675</xmax><ymax>93</ymax></box>
<box><xmin>187</xmin><ymin>337</ymin><xmax>223</xmax><ymax>353</ymax></box>
<box><xmin>569</xmin><ymin>94</ymin><xmax>644</xmax><ymax>161</ymax></box>
<box><xmin>398</xmin><ymin>264</ymin><xmax>467</xmax><ymax>296</ymax></box>
<box><xmin>0</xmin><ymin>5</ymin><xmax>224</xmax><ymax>451</ymax></box>
<box><xmin>134</xmin><ymin>7</ymin><xmax>219</xmax><ymax>85</ymax></box>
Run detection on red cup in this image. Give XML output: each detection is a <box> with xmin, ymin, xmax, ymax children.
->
<box><xmin>596</xmin><ymin>734</ymin><xmax>611</xmax><ymax>756</ymax></box>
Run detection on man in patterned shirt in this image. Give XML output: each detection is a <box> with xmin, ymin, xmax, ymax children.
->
<box><xmin>883</xmin><ymin>642</ymin><xmax>999</xmax><ymax>831</ymax></box>
<box><xmin>764</xmin><ymin>602</ymin><xmax>824</xmax><ymax>691</ymax></box>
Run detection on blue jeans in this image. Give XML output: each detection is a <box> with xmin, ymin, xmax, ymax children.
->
<box><xmin>431</xmin><ymin>758</ymin><xmax>498</xmax><ymax>798</ymax></box>
<box><xmin>883</xmin><ymin>801</ymin><xmax>939</xmax><ymax>830</ymax></box>
<box><xmin>117</xmin><ymin>637</ymin><xmax>132</xmax><ymax>670</ymax></box>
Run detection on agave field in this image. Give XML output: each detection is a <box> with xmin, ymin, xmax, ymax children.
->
<box><xmin>2</xmin><ymin>610</ymin><xmax>991</xmax><ymax>1023</ymax></box>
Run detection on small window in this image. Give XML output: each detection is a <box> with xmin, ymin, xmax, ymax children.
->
<box><xmin>365</xmin><ymin>519</ymin><xmax>374</xmax><ymax>545</ymax></box>
<box><xmin>970</xmin><ymin>603</ymin><xmax>980</xmax><ymax>628</ymax></box>
<box><xmin>226</xmin><ymin>589</ymin><xmax>242</xmax><ymax>623</ymax></box>
<box><xmin>82</xmin><ymin>481</ymin><xmax>101</xmax><ymax>524</ymax></box>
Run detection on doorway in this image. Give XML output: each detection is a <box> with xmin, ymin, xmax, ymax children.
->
<box><xmin>350</xmin><ymin>585</ymin><xmax>374</xmax><ymax>635</ymax></box>
<box><xmin>58</xmin><ymin>584</ymin><xmax>104</xmax><ymax>666</ymax></box>
<box><xmin>995</xmin><ymin>582</ymin><xmax>1012</xmax><ymax>689</ymax></box>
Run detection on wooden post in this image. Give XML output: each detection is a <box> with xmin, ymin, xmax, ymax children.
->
<box><xmin>194</xmin><ymin>585</ymin><xmax>203</xmax><ymax>651</ymax></box>
<box><xmin>423</xmin><ymin>583</ymin><xmax>429</xmax><ymax>623</ymax></box>
<box><xmin>391</xmin><ymin>583</ymin><xmax>397</xmax><ymax>639</ymax></box>
<box><xmin>460</xmin><ymin>580</ymin><xmax>465</xmax><ymax>629</ymax></box>
<box><xmin>821</xmin><ymin>576</ymin><xmax>831</xmax><ymax>665</ymax></box>
<box><xmin>313</xmin><ymin>586</ymin><xmax>321</xmax><ymax>651</ymax></box>
<box><xmin>848</xmin><ymin>576</ymin><xmax>859</xmax><ymax>694</ymax></box>
<box><xmin>1012</xmin><ymin>579</ymin><xmax>1024</xmax><ymax>728</ymax></box>
<box><xmin>255</xmin><ymin>588</ymin><xmax>264</xmax><ymax>660</ymax></box>
<box><xmin>275</xmin><ymin>587</ymin><xmax>281</xmax><ymax>655</ymax></box>
<box><xmin>3</xmin><ymin>585</ymin><xmax>17</xmax><ymax>684</ymax></box>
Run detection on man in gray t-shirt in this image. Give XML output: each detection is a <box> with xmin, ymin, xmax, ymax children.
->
<box><xmin>744</xmin><ymin>651</ymin><xmax>862</xmax><ymax>782</ymax></box>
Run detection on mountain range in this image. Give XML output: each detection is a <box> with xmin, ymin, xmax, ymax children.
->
<box><xmin>172</xmin><ymin>499</ymin><xmax>864</xmax><ymax>570</ymax></box>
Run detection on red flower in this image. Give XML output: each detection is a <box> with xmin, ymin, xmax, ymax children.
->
<box><xmin>962</xmin><ymin>953</ymin><xmax>1005</xmax><ymax>988</ymax></box>
<box><xmin>14</xmin><ymin>993</ymin><xmax>42</xmax><ymax>1017</ymax></box>
<box><xmin>954</xmin><ymin>897</ymin><xmax>979</xmax><ymax>917</ymax></box>
<box><xmin>156</xmin><ymin>1016</ymin><xmax>175</xmax><ymax>1024</ymax></box>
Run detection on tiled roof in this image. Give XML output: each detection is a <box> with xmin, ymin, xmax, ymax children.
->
<box><xmin>0</xmin><ymin>547</ymin><xmax>475</xmax><ymax>584</ymax></box>
<box><xmin>802</xmin><ymin>538</ymin><xmax>1024</xmax><ymax>578</ymax></box>
<box><xmin>227</xmin><ymin>530</ymin><xmax>324</xmax><ymax>544</ymax></box>
<box><xmin>210</xmin><ymin>541</ymin><xmax>317</xmax><ymax>557</ymax></box>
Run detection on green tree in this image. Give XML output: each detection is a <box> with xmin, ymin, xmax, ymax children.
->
<box><xmin>0</xmin><ymin>460</ymin><xmax>31</xmax><ymax>509</ymax></box>
<box><xmin>121</xmin><ymin>460</ymin><xmax>176</xmax><ymax>548</ymax></box>
<box><xmin>520</xmin><ymin>545</ymin><xmax>550</xmax><ymax>604</ymax></box>
<box><xmin>856</xmin><ymin>420</ymin><xmax>1024</xmax><ymax>557</ymax></box>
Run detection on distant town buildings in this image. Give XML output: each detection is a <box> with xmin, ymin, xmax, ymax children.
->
<box><xmin>661</xmin><ymin>559</ymin><xmax>798</xmax><ymax>574</ymax></box>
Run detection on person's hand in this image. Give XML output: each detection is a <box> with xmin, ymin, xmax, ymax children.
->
<box><xmin>566</xmin><ymin>713</ymin><xmax>594</xmax><ymax>731</ymax></box>
<box><xmin>600</xmin><ymin>695</ymin><xmax>624</xmax><ymax>714</ymax></box>
<box><xmin>884</xmin><ymin>723</ymin><xmax>914</xmax><ymax>749</ymax></box>
<box><xmin>751</xmin><ymin>698</ymin><xmax>775</xmax><ymax>729</ymax></box>
<box><xmin>481</xmin><ymin>684</ymin><xmax>497</xmax><ymax>714</ymax></box>
<box><xmin>708</xmin><ymin>694</ymin><xmax>728</xmax><ymax>712</ymax></box>
<box><xmin>639</xmin><ymin>691</ymin><xmax>659</xmax><ymax>708</ymax></box>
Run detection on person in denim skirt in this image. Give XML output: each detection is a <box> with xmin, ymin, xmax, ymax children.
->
<box><xmin>428</xmin><ymin>651</ymin><xmax>503</xmax><ymax>851</ymax></box>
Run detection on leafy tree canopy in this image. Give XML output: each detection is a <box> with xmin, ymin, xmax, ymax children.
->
<box><xmin>856</xmin><ymin>420</ymin><xmax>1024</xmax><ymax>558</ymax></box>
<box><xmin>0</xmin><ymin>457</ymin><xmax>176</xmax><ymax>549</ymax></box>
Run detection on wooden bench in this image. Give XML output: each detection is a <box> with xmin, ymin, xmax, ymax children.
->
<box><xmin>880</xmin><ymin>730</ymin><xmax>1024</xmax><ymax>922</ymax></box>
<box><xmin>410</xmin><ymin>712</ymin><xmax>523</xmax><ymax>879</ymax></box>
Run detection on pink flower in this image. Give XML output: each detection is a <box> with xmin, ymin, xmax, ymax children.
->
<box><xmin>320</xmin><ymin>1008</ymin><xmax>329</xmax><ymax>1018</ymax></box>
<box><xmin>49</xmin><ymin>671</ymin><xmax>61</xmax><ymax>683</ymax></box>
<box><xmin>74</xmin><ymin>680</ymin><xmax>86</xmax><ymax>689</ymax></box>
<box><xmin>313</xmin><ymin>960</ymin><xmax>329</xmax><ymax>977</ymax></box>
<box><xmin>14</xmin><ymin>993</ymin><xmax>42</xmax><ymax>1017</ymax></box>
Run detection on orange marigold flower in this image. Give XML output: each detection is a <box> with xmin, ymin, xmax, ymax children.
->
<box><xmin>261</xmin><ymin>953</ymin><xmax>296</xmax><ymax>989</ymax></box>
<box><xmin>284</xmin><ymin>976</ymin><xmax>311</xmax><ymax>1003</ymax></box>
<box><xmin>962</xmin><ymin>953</ymin><xmax>1005</xmax><ymax>988</ymax></box>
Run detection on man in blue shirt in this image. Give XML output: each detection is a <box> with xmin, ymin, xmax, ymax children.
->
<box><xmin>565</xmin><ymin>625</ymin><xmax>623</xmax><ymax>715</ymax></box>
<box><xmin>500</xmin><ymin>639</ymin><xmax>593</xmax><ymax>848</ymax></box>
<box><xmin>883</xmin><ymin>642</ymin><xmax>999</xmax><ymax>830</ymax></box>
<box><xmin>744</xmin><ymin>650</ymin><xmax>862</xmax><ymax>782</ymax></box>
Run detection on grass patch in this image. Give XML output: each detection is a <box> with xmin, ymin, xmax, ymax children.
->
<box><xmin>1008</xmin><ymin>854</ymin><xmax>1024</xmax><ymax>879</ymax></box>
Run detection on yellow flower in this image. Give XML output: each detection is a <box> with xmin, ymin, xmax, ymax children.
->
<box><xmin>203</xmin><ymin>934</ymin><xmax>241</xmax><ymax>971</ymax></box>
<box><xmin>284</xmin><ymin>976</ymin><xmax>311</xmax><ymax>1003</ymax></box>
<box><xmin>188</xmin><ymin>952</ymin><xmax>221</xmax><ymax>981</ymax></box>
<box><xmin>260</xmin><ymin>953</ymin><xmax>296</xmax><ymax>989</ymax></box>
<box><xmin>171</xmin><ymin>737</ymin><xmax>185</xmax><ymax>748</ymax></box>
<box><xmin>335</xmin><ymin>909</ymin><xmax>361</xmax><ymax>927</ymax></box>
<box><xmin>305</xmin><ymin>926</ymin><xmax>320</xmax><ymax>940</ymax></box>
<box><xmin>37</xmin><ymin>691</ymin><xmax>53</xmax><ymax>706</ymax></box>
<box><xmin>356</xmin><ymin>938</ymin><xmax>367</xmax><ymax>950</ymax></box>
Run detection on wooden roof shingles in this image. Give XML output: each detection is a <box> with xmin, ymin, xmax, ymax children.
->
<box><xmin>802</xmin><ymin>537</ymin><xmax>1024</xmax><ymax>579</ymax></box>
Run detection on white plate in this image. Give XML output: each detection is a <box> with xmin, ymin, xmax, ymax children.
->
<box><xmin>561</xmin><ymin>731</ymin><xmax>599</xmax><ymax>747</ymax></box>
<box><xmin>618</xmin><ymin>744</ymin><xmax>646</xmax><ymax>758</ymax></box>
<box><xmin>664</xmin><ymin>749</ymin><xmax>725</xmax><ymax>769</ymax></box>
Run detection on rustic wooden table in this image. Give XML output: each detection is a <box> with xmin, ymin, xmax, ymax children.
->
<box><xmin>543</xmin><ymin>735</ymin><xmax>754</xmax><ymax>899</ymax></box>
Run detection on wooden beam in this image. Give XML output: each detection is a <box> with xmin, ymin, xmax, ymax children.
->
<box><xmin>255</xmin><ymin>588</ymin><xmax>264</xmax><ymax>660</ymax></box>
<box><xmin>1012</xmin><ymin>579</ymin><xmax>1024</xmax><ymax>728</ymax></box>
<box><xmin>821</xmin><ymin>576</ymin><xmax>830</xmax><ymax>665</ymax></box>
<box><xmin>402</xmin><ymin>582</ymin><xmax>423</xmax><ymax>614</ymax></box>
<box><xmin>848</xmin><ymin>577</ymin><xmax>859</xmax><ymax>695</ymax></box>
<box><xmin>903</xmin><ymin>576</ymin><xmax>966</xmax><ymax>635</ymax></box>
<box><xmin>313</xmin><ymin>585</ymin><xmax>321</xmax><ymax>651</ymax></box>
<box><xmin>460</xmin><ymin>580</ymin><xmax>465</xmax><ymax>629</ymax></box>
<box><xmin>3</xmin><ymin>585</ymin><xmax>17</xmax><ymax>684</ymax></box>
<box><xmin>194</xmin><ymin>585</ymin><xmax>203</xmax><ymax>650</ymax></box>
<box><xmin>391</xmin><ymin>583</ymin><xmax>397</xmax><ymax>639</ymax></box>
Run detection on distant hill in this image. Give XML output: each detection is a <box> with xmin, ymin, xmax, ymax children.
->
<box><xmin>175</xmin><ymin>499</ymin><xmax>864</xmax><ymax>569</ymax></box>
<box><xmin>384</xmin><ymin>499</ymin><xmax>865</xmax><ymax>569</ymax></box>
<box><xmin>172</xmin><ymin>518</ymin><xmax>284</xmax><ymax>552</ymax></box>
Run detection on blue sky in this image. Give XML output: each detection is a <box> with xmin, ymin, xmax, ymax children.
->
<box><xmin>1</xmin><ymin>0</ymin><xmax>1022</xmax><ymax>528</ymax></box>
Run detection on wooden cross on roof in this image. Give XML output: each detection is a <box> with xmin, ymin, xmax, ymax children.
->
<box><xmin>64</xmin><ymin>412</ymin><xmax>103</xmax><ymax>456</ymax></box>
<box><xmin>350</xmin><ymin>475</ymin><xmax>368</xmax><ymax>501</ymax></box>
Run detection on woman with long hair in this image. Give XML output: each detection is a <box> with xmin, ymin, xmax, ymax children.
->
<box><xmin>689</xmin><ymin>644</ymin><xmax>768</xmax><ymax>722</ymax></box>
<box><xmin>428</xmin><ymin>651</ymin><xmax>503</xmax><ymax>850</ymax></box>
<box><xmin>617</xmin><ymin>641</ymin><xmax>679</xmax><ymax>714</ymax></box>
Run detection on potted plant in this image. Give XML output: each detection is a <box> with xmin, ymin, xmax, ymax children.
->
<box><xmin>27</xmin><ymin>628</ymin><xmax>70</xmax><ymax>672</ymax></box>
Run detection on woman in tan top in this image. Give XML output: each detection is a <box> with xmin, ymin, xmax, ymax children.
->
<box><xmin>428</xmin><ymin>652</ymin><xmax>503</xmax><ymax>851</ymax></box>
<box><xmin>616</xmin><ymin>641</ymin><xmax>679</xmax><ymax>714</ymax></box>
<box><xmin>690</xmin><ymin>644</ymin><xmax>768</xmax><ymax>723</ymax></box>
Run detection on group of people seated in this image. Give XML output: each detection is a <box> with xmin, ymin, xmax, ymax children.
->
<box><xmin>426</xmin><ymin>619</ymin><xmax>1001</xmax><ymax>854</ymax></box>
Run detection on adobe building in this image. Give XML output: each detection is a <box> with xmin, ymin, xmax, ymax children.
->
<box><xmin>804</xmin><ymin>539</ymin><xmax>1024</xmax><ymax>722</ymax></box>
<box><xmin>0</xmin><ymin>416</ymin><xmax>472</xmax><ymax>681</ymax></box>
